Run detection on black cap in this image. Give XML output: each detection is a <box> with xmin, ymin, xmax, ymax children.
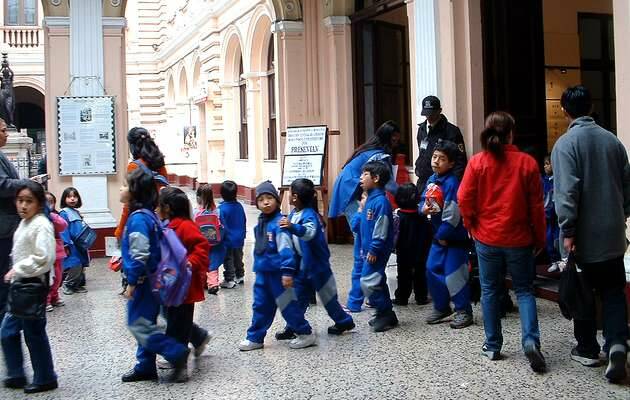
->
<box><xmin>255</xmin><ymin>180</ymin><xmax>280</xmax><ymax>203</ymax></box>
<box><xmin>421</xmin><ymin>96</ymin><xmax>441</xmax><ymax>116</ymax></box>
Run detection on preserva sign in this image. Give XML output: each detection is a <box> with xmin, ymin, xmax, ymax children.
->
<box><xmin>57</xmin><ymin>96</ymin><xmax>116</xmax><ymax>175</ymax></box>
<box><xmin>281</xmin><ymin>125</ymin><xmax>328</xmax><ymax>187</ymax></box>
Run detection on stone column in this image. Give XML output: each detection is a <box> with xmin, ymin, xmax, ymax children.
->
<box><xmin>244</xmin><ymin>73</ymin><xmax>264</xmax><ymax>184</ymax></box>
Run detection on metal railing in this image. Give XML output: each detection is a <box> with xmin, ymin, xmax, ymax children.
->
<box><xmin>2</xmin><ymin>26</ymin><xmax>41</xmax><ymax>48</ymax></box>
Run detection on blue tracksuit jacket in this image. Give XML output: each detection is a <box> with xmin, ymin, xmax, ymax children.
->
<box><xmin>59</xmin><ymin>207</ymin><xmax>90</xmax><ymax>270</ymax></box>
<box><xmin>218</xmin><ymin>200</ymin><xmax>247</xmax><ymax>249</ymax></box>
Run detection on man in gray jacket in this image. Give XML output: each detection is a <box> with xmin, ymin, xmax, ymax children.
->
<box><xmin>552</xmin><ymin>85</ymin><xmax>629</xmax><ymax>383</ymax></box>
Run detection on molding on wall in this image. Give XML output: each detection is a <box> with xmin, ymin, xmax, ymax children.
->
<box><xmin>323</xmin><ymin>16</ymin><xmax>351</xmax><ymax>28</ymax></box>
<box><xmin>102</xmin><ymin>17</ymin><xmax>127</xmax><ymax>29</ymax></box>
<box><xmin>271</xmin><ymin>20</ymin><xmax>305</xmax><ymax>33</ymax></box>
<box><xmin>43</xmin><ymin>16</ymin><xmax>70</xmax><ymax>27</ymax></box>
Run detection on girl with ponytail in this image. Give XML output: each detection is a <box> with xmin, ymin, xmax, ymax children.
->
<box><xmin>479</xmin><ymin>111</ymin><xmax>515</xmax><ymax>159</ymax></box>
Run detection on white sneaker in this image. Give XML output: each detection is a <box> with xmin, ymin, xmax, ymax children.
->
<box><xmin>220</xmin><ymin>280</ymin><xmax>237</xmax><ymax>289</ymax></box>
<box><xmin>235</xmin><ymin>277</ymin><xmax>245</xmax><ymax>285</ymax></box>
<box><xmin>288</xmin><ymin>333</ymin><xmax>317</xmax><ymax>349</ymax></box>
<box><xmin>194</xmin><ymin>332</ymin><xmax>212</xmax><ymax>358</ymax></box>
<box><xmin>238</xmin><ymin>339</ymin><xmax>263</xmax><ymax>351</ymax></box>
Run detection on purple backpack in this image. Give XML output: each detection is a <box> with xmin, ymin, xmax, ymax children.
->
<box><xmin>135</xmin><ymin>209</ymin><xmax>191</xmax><ymax>307</ymax></box>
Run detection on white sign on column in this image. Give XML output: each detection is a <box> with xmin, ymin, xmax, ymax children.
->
<box><xmin>69</xmin><ymin>0</ymin><xmax>116</xmax><ymax>227</ymax></box>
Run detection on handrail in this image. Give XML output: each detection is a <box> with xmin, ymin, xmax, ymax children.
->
<box><xmin>1</xmin><ymin>26</ymin><xmax>41</xmax><ymax>48</ymax></box>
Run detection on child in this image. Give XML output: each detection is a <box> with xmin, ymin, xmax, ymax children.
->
<box><xmin>45</xmin><ymin>192</ymin><xmax>67</xmax><ymax>312</ymax></box>
<box><xmin>195</xmin><ymin>184</ymin><xmax>226</xmax><ymax>295</ymax></box>
<box><xmin>2</xmin><ymin>181</ymin><xmax>58</xmax><ymax>394</ymax></box>
<box><xmin>422</xmin><ymin>141</ymin><xmax>473</xmax><ymax>329</ymax></box>
<box><xmin>543</xmin><ymin>155</ymin><xmax>561</xmax><ymax>265</ymax></box>
<box><xmin>158</xmin><ymin>187</ymin><xmax>212</xmax><ymax>381</ymax></box>
<box><xmin>239</xmin><ymin>181</ymin><xmax>315</xmax><ymax>351</ymax></box>
<box><xmin>218</xmin><ymin>180</ymin><xmax>247</xmax><ymax>288</ymax></box>
<box><xmin>59</xmin><ymin>187</ymin><xmax>90</xmax><ymax>294</ymax></box>
<box><xmin>345</xmin><ymin>191</ymin><xmax>367</xmax><ymax>312</ymax></box>
<box><xmin>276</xmin><ymin>178</ymin><xmax>355</xmax><ymax>339</ymax></box>
<box><xmin>357</xmin><ymin>161</ymin><xmax>398</xmax><ymax>332</ymax></box>
<box><xmin>121</xmin><ymin>168</ymin><xmax>189</xmax><ymax>383</ymax></box>
<box><xmin>392</xmin><ymin>183</ymin><xmax>431</xmax><ymax>306</ymax></box>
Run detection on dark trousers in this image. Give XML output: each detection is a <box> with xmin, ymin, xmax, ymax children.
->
<box><xmin>223</xmin><ymin>247</ymin><xmax>244</xmax><ymax>281</ymax></box>
<box><xmin>574</xmin><ymin>256</ymin><xmax>629</xmax><ymax>355</ymax></box>
<box><xmin>165</xmin><ymin>303</ymin><xmax>207</xmax><ymax>348</ymax></box>
<box><xmin>0</xmin><ymin>237</ymin><xmax>13</xmax><ymax>322</ymax></box>
<box><xmin>395</xmin><ymin>261</ymin><xmax>428</xmax><ymax>302</ymax></box>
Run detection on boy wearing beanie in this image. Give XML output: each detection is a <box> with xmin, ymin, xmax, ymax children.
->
<box><xmin>239</xmin><ymin>181</ymin><xmax>316</xmax><ymax>351</ymax></box>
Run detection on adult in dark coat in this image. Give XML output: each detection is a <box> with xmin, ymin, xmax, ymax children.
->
<box><xmin>414</xmin><ymin>96</ymin><xmax>467</xmax><ymax>190</ymax></box>
<box><xmin>0</xmin><ymin>118</ymin><xmax>24</xmax><ymax>322</ymax></box>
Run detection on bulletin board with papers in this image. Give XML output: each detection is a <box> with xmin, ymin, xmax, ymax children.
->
<box><xmin>281</xmin><ymin>125</ymin><xmax>328</xmax><ymax>187</ymax></box>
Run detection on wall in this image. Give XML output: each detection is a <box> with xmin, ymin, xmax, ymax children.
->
<box><xmin>613</xmin><ymin>0</ymin><xmax>630</xmax><ymax>150</ymax></box>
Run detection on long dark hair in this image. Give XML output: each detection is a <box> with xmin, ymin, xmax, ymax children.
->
<box><xmin>480</xmin><ymin>111</ymin><xmax>515</xmax><ymax>159</ymax></box>
<box><xmin>344</xmin><ymin>120</ymin><xmax>399</xmax><ymax>167</ymax></box>
<box><xmin>60</xmin><ymin>187</ymin><xmax>83</xmax><ymax>209</ymax></box>
<box><xmin>290</xmin><ymin>178</ymin><xmax>325</xmax><ymax>228</ymax></box>
<box><xmin>127</xmin><ymin>127</ymin><xmax>166</xmax><ymax>171</ymax></box>
<box><xmin>196</xmin><ymin>184</ymin><xmax>216</xmax><ymax>211</ymax></box>
<box><xmin>127</xmin><ymin>168</ymin><xmax>158</xmax><ymax>212</ymax></box>
<box><xmin>15</xmin><ymin>181</ymin><xmax>46</xmax><ymax>213</ymax></box>
<box><xmin>159</xmin><ymin>186</ymin><xmax>192</xmax><ymax>220</ymax></box>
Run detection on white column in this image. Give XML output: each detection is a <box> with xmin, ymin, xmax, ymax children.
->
<box><xmin>69</xmin><ymin>0</ymin><xmax>116</xmax><ymax>227</ymax></box>
<box><xmin>411</xmin><ymin>0</ymin><xmax>440</xmax><ymax>120</ymax></box>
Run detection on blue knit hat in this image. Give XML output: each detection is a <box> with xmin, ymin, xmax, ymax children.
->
<box><xmin>255</xmin><ymin>180</ymin><xmax>280</xmax><ymax>203</ymax></box>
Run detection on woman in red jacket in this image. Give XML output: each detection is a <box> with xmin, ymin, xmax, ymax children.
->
<box><xmin>458</xmin><ymin>111</ymin><xmax>547</xmax><ymax>373</ymax></box>
<box><xmin>157</xmin><ymin>187</ymin><xmax>211</xmax><ymax>382</ymax></box>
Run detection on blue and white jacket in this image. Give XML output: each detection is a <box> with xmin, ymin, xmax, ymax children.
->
<box><xmin>121</xmin><ymin>208</ymin><xmax>161</xmax><ymax>286</ymax></box>
<box><xmin>421</xmin><ymin>171</ymin><xmax>468</xmax><ymax>245</ymax></box>
<box><xmin>253</xmin><ymin>210</ymin><xmax>296</xmax><ymax>276</ymax></box>
<box><xmin>358</xmin><ymin>188</ymin><xmax>394</xmax><ymax>262</ymax></box>
<box><xmin>286</xmin><ymin>207</ymin><xmax>330</xmax><ymax>277</ymax></box>
<box><xmin>218</xmin><ymin>200</ymin><xmax>247</xmax><ymax>249</ymax></box>
<box><xmin>60</xmin><ymin>207</ymin><xmax>90</xmax><ymax>269</ymax></box>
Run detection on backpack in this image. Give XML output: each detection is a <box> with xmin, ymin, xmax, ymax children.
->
<box><xmin>62</xmin><ymin>208</ymin><xmax>97</xmax><ymax>251</ymax></box>
<box><xmin>134</xmin><ymin>209</ymin><xmax>191</xmax><ymax>307</ymax></box>
<box><xmin>133</xmin><ymin>159</ymin><xmax>169</xmax><ymax>188</ymax></box>
<box><xmin>194</xmin><ymin>209</ymin><xmax>224</xmax><ymax>247</ymax></box>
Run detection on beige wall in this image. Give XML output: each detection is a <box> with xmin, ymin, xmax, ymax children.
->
<box><xmin>613</xmin><ymin>0</ymin><xmax>630</xmax><ymax>149</ymax></box>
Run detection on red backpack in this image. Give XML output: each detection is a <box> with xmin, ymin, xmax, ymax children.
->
<box><xmin>194</xmin><ymin>209</ymin><xmax>224</xmax><ymax>247</ymax></box>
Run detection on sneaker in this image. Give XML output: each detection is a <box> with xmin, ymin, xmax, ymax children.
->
<box><xmin>449</xmin><ymin>311</ymin><xmax>473</xmax><ymax>329</ymax></box>
<box><xmin>288</xmin><ymin>333</ymin><xmax>317</xmax><ymax>349</ymax></box>
<box><xmin>207</xmin><ymin>286</ymin><xmax>219</xmax><ymax>295</ymax></box>
<box><xmin>46</xmin><ymin>304</ymin><xmax>54</xmax><ymax>312</ymax></box>
<box><xmin>74</xmin><ymin>287</ymin><xmax>87</xmax><ymax>293</ymax></box>
<box><xmin>482</xmin><ymin>344</ymin><xmax>502</xmax><ymax>361</ymax></box>
<box><xmin>62</xmin><ymin>286</ymin><xmax>74</xmax><ymax>295</ymax></box>
<box><xmin>168</xmin><ymin>349</ymin><xmax>190</xmax><ymax>383</ymax></box>
<box><xmin>570</xmin><ymin>346</ymin><xmax>600</xmax><ymax>367</ymax></box>
<box><xmin>342</xmin><ymin>304</ymin><xmax>362</xmax><ymax>313</ymax></box>
<box><xmin>121</xmin><ymin>368</ymin><xmax>158</xmax><ymax>383</ymax></box>
<box><xmin>239</xmin><ymin>339</ymin><xmax>264</xmax><ymax>351</ymax></box>
<box><xmin>392</xmin><ymin>298</ymin><xmax>408</xmax><ymax>306</ymax></box>
<box><xmin>372</xmin><ymin>310</ymin><xmax>399</xmax><ymax>332</ymax></box>
<box><xmin>426</xmin><ymin>307</ymin><xmax>453</xmax><ymax>324</ymax></box>
<box><xmin>157</xmin><ymin>359</ymin><xmax>173</xmax><ymax>370</ymax></box>
<box><xmin>52</xmin><ymin>299</ymin><xmax>65</xmax><ymax>307</ymax></box>
<box><xmin>328</xmin><ymin>320</ymin><xmax>356</xmax><ymax>335</ymax></box>
<box><xmin>194</xmin><ymin>333</ymin><xmax>212</xmax><ymax>358</ymax></box>
<box><xmin>275</xmin><ymin>328</ymin><xmax>297</xmax><ymax>341</ymax></box>
<box><xmin>524</xmin><ymin>343</ymin><xmax>547</xmax><ymax>373</ymax></box>
<box><xmin>605</xmin><ymin>345</ymin><xmax>627</xmax><ymax>383</ymax></box>
<box><xmin>235</xmin><ymin>277</ymin><xmax>245</xmax><ymax>285</ymax></box>
<box><xmin>220</xmin><ymin>280</ymin><xmax>237</xmax><ymax>289</ymax></box>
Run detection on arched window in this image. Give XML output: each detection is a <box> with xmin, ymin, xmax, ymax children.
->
<box><xmin>238</xmin><ymin>58</ymin><xmax>248</xmax><ymax>159</ymax></box>
<box><xmin>5</xmin><ymin>0</ymin><xmax>37</xmax><ymax>26</ymax></box>
<box><xmin>266</xmin><ymin>38</ymin><xmax>277</xmax><ymax>160</ymax></box>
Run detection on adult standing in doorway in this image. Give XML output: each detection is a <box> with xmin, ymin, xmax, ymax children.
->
<box><xmin>0</xmin><ymin>118</ymin><xmax>24</xmax><ymax>322</ymax></box>
<box><xmin>552</xmin><ymin>85</ymin><xmax>629</xmax><ymax>384</ymax></box>
<box><xmin>414</xmin><ymin>96</ymin><xmax>467</xmax><ymax>191</ymax></box>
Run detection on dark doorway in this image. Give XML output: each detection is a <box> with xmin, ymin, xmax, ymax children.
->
<box><xmin>481</xmin><ymin>0</ymin><xmax>547</xmax><ymax>161</ymax></box>
<box><xmin>14</xmin><ymin>86</ymin><xmax>45</xmax><ymax>158</ymax></box>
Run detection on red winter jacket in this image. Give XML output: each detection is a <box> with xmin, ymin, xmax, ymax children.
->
<box><xmin>457</xmin><ymin>145</ymin><xmax>546</xmax><ymax>249</ymax></box>
<box><xmin>168</xmin><ymin>217</ymin><xmax>210</xmax><ymax>304</ymax></box>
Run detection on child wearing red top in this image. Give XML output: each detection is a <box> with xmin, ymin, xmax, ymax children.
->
<box><xmin>158</xmin><ymin>187</ymin><xmax>212</xmax><ymax>382</ymax></box>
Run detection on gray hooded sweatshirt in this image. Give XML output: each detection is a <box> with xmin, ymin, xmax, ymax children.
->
<box><xmin>551</xmin><ymin>116</ymin><xmax>630</xmax><ymax>264</ymax></box>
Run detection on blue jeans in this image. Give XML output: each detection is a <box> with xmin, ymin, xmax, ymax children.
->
<box><xmin>1</xmin><ymin>313</ymin><xmax>57</xmax><ymax>385</ymax></box>
<box><xmin>476</xmin><ymin>241</ymin><xmax>541</xmax><ymax>352</ymax></box>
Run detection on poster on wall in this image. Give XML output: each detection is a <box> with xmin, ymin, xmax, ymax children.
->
<box><xmin>281</xmin><ymin>125</ymin><xmax>328</xmax><ymax>187</ymax></box>
<box><xmin>57</xmin><ymin>96</ymin><xmax>116</xmax><ymax>175</ymax></box>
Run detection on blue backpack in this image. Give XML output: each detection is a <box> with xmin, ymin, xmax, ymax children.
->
<box><xmin>61</xmin><ymin>208</ymin><xmax>97</xmax><ymax>251</ymax></box>
<box><xmin>134</xmin><ymin>209</ymin><xmax>191</xmax><ymax>307</ymax></box>
<box><xmin>133</xmin><ymin>160</ymin><xmax>169</xmax><ymax>188</ymax></box>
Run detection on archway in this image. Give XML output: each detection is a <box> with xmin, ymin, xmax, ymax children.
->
<box><xmin>14</xmin><ymin>86</ymin><xmax>45</xmax><ymax>159</ymax></box>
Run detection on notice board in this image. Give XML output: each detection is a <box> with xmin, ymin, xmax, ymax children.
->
<box><xmin>281</xmin><ymin>125</ymin><xmax>328</xmax><ymax>187</ymax></box>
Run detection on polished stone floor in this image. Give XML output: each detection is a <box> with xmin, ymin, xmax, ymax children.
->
<box><xmin>1</xmin><ymin>204</ymin><xmax>629</xmax><ymax>399</ymax></box>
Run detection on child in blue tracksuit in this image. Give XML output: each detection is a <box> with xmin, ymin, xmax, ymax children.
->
<box><xmin>275</xmin><ymin>179</ymin><xmax>355</xmax><ymax>340</ymax></box>
<box><xmin>59</xmin><ymin>187</ymin><xmax>90</xmax><ymax>295</ymax></box>
<box><xmin>238</xmin><ymin>181</ymin><xmax>315</xmax><ymax>351</ymax></box>
<box><xmin>218</xmin><ymin>180</ymin><xmax>247</xmax><ymax>288</ymax></box>
<box><xmin>120</xmin><ymin>168</ymin><xmax>189</xmax><ymax>383</ymax></box>
<box><xmin>357</xmin><ymin>161</ymin><xmax>398</xmax><ymax>332</ymax></box>
<box><xmin>542</xmin><ymin>155</ymin><xmax>560</xmax><ymax>264</ymax></box>
<box><xmin>422</xmin><ymin>141</ymin><xmax>473</xmax><ymax>329</ymax></box>
<box><xmin>346</xmin><ymin>191</ymin><xmax>367</xmax><ymax>312</ymax></box>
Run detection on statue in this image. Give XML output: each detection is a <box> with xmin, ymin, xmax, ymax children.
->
<box><xmin>0</xmin><ymin>53</ymin><xmax>15</xmax><ymax>128</ymax></box>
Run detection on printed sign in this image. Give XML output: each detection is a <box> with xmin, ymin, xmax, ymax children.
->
<box><xmin>57</xmin><ymin>96</ymin><xmax>116</xmax><ymax>175</ymax></box>
<box><xmin>282</xmin><ymin>155</ymin><xmax>325</xmax><ymax>186</ymax></box>
<box><xmin>281</xmin><ymin>125</ymin><xmax>327</xmax><ymax>187</ymax></box>
<box><xmin>284</xmin><ymin>126</ymin><xmax>327</xmax><ymax>155</ymax></box>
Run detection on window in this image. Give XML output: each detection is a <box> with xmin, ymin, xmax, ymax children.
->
<box><xmin>238</xmin><ymin>59</ymin><xmax>249</xmax><ymax>159</ymax></box>
<box><xmin>266</xmin><ymin>39</ymin><xmax>277</xmax><ymax>160</ymax></box>
<box><xmin>5</xmin><ymin>0</ymin><xmax>37</xmax><ymax>26</ymax></box>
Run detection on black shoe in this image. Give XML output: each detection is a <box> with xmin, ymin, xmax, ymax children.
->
<box><xmin>328</xmin><ymin>320</ymin><xmax>356</xmax><ymax>335</ymax></box>
<box><xmin>570</xmin><ymin>346</ymin><xmax>600</xmax><ymax>367</ymax></box>
<box><xmin>4</xmin><ymin>377</ymin><xmax>26</xmax><ymax>389</ymax></box>
<box><xmin>207</xmin><ymin>286</ymin><xmax>219</xmax><ymax>295</ymax></box>
<box><xmin>121</xmin><ymin>369</ymin><xmax>158</xmax><ymax>383</ymax></box>
<box><xmin>524</xmin><ymin>343</ymin><xmax>547</xmax><ymax>373</ymax></box>
<box><xmin>605</xmin><ymin>345</ymin><xmax>628</xmax><ymax>383</ymax></box>
<box><xmin>392</xmin><ymin>298</ymin><xmax>408</xmax><ymax>306</ymax></box>
<box><xmin>24</xmin><ymin>381</ymin><xmax>58</xmax><ymax>394</ymax></box>
<box><xmin>426</xmin><ymin>307</ymin><xmax>453</xmax><ymax>324</ymax></box>
<box><xmin>275</xmin><ymin>328</ymin><xmax>297</xmax><ymax>341</ymax></box>
<box><xmin>368</xmin><ymin>314</ymin><xmax>377</xmax><ymax>327</ymax></box>
<box><xmin>372</xmin><ymin>311</ymin><xmax>399</xmax><ymax>332</ymax></box>
<box><xmin>168</xmin><ymin>348</ymin><xmax>190</xmax><ymax>383</ymax></box>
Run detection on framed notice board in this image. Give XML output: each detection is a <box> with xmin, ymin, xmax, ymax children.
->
<box><xmin>281</xmin><ymin>125</ymin><xmax>328</xmax><ymax>187</ymax></box>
